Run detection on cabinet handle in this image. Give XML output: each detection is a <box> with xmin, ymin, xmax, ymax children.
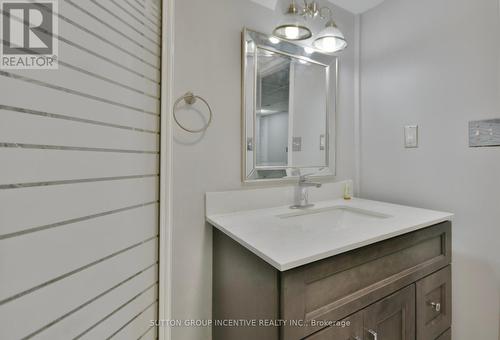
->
<box><xmin>352</xmin><ymin>337</ymin><xmax>362</xmax><ymax>340</ymax></box>
<box><xmin>430</xmin><ymin>301</ymin><xmax>441</xmax><ymax>312</ymax></box>
<box><xmin>368</xmin><ymin>329</ymin><xmax>378</xmax><ymax>340</ymax></box>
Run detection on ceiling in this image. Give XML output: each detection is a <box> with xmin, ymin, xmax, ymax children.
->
<box><xmin>327</xmin><ymin>0</ymin><xmax>385</xmax><ymax>14</ymax></box>
<box><xmin>249</xmin><ymin>0</ymin><xmax>386</xmax><ymax>14</ymax></box>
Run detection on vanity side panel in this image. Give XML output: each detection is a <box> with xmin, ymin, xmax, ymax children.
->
<box><xmin>212</xmin><ymin>229</ymin><xmax>280</xmax><ymax>340</ymax></box>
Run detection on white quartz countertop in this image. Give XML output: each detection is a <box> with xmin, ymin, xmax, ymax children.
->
<box><xmin>207</xmin><ymin>198</ymin><xmax>453</xmax><ymax>271</ymax></box>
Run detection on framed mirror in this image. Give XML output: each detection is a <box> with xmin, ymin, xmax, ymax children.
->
<box><xmin>242</xmin><ymin>28</ymin><xmax>338</xmax><ymax>183</ymax></box>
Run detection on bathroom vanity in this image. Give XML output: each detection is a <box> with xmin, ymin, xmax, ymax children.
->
<box><xmin>207</xmin><ymin>185</ymin><xmax>453</xmax><ymax>340</ymax></box>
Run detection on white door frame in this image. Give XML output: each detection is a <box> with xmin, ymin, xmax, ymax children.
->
<box><xmin>159</xmin><ymin>0</ymin><xmax>174</xmax><ymax>339</ymax></box>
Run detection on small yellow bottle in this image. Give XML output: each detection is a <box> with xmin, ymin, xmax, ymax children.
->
<box><xmin>343</xmin><ymin>183</ymin><xmax>352</xmax><ymax>200</ymax></box>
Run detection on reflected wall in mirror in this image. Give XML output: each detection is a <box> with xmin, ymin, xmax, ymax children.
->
<box><xmin>243</xmin><ymin>29</ymin><xmax>337</xmax><ymax>182</ymax></box>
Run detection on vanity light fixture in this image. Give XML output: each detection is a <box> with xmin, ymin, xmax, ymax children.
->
<box><xmin>272</xmin><ymin>0</ymin><xmax>347</xmax><ymax>53</ymax></box>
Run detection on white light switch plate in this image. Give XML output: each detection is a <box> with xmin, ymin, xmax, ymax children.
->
<box><xmin>404</xmin><ymin>125</ymin><xmax>418</xmax><ymax>148</ymax></box>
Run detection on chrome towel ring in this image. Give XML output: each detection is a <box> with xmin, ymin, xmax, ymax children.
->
<box><xmin>173</xmin><ymin>92</ymin><xmax>213</xmax><ymax>133</ymax></box>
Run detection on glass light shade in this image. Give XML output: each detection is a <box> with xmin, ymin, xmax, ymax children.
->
<box><xmin>313</xmin><ymin>22</ymin><xmax>347</xmax><ymax>53</ymax></box>
<box><xmin>273</xmin><ymin>1</ymin><xmax>312</xmax><ymax>41</ymax></box>
<box><xmin>273</xmin><ymin>23</ymin><xmax>312</xmax><ymax>41</ymax></box>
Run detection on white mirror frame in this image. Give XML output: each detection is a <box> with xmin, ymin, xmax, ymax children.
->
<box><xmin>241</xmin><ymin>28</ymin><xmax>339</xmax><ymax>184</ymax></box>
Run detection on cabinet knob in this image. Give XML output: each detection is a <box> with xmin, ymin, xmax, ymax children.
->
<box><xmin>368</xmin><ymin>329</ymin><xmax>378</xmax><ymax>340</ymax></box>
<box><xmin>430</xmin><ymin>301</ymin><xmax>441</xmax><ymax>312</ymax></box>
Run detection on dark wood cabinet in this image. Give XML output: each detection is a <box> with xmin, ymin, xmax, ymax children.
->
<box><xmin>212</xmin><ymin>221</ymin><xmax>452</xmax><ymax>340</ymax></box>
<box><xmin>363</xmin><ymin>285</ymin><xmax>416</xmax><ymax>340</ymax></box>
<box><xmin>305</xmin><ymin>283</ymin><xmax>449</xmax><ymax>340</ymax></box>
<box><xmin>436</xmin><ymin>329</ymin><xmax>452</xmax><ymax>340</ymax></box>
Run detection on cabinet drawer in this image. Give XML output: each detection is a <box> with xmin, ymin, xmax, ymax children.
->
<box><xmin>303</xmin><ymin>312</ymin><xmax>363</xmax><ymax>340</ymax></box>
<box><xmin>416</xmin><ymin>267</ymin><xmax>452</xmax><ymax>340</ymax></box>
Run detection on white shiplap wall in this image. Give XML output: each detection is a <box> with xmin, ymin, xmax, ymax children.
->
<box><xmin>0</xmin><ymin>0</ymin><xmax>162</xmax><ymax>339</ymax></box>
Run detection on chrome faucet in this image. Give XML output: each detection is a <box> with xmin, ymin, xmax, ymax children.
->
<box><xmin>290</xmin><ymin>175</ymin><xmax>322</xmax><ymax>209</ymax></box>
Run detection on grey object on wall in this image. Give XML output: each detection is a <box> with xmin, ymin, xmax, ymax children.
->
<box><xmin>469</xmin><ymin>119</ymin><xmax>500</xmax><ymax>147</ymax></box>
<box><xmin>404</xmin><ymin>125</ymin><xmax>418</xmax><ymax>148</ymax></box>
<box><xmin>292</xmin><ymin>136</ymin><xmax>302</xmax><ymax>152</ymax></box>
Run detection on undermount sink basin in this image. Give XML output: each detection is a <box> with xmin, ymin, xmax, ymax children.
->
<box><xmin>278</xmin><ymin>205</ymin><xmax>392</xmax><ymax>227</ymax></box>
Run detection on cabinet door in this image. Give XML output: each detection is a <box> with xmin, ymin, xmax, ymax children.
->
<box><xmin>363</xmin><ymin>285</ymin><xmax>416</xmax><ymax>340</ymax></box>
<box><xmin>416</xmin><ymin>267</ymin><xmax>452</xmax><ymax>340</ymax></box>
<box><xmin>304</xmin><ymin>312</ymin><xmax>363</xmax><ymax>340</ymax></box>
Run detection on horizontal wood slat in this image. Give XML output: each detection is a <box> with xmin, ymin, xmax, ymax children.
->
<box><xmin>1</xmin><ymin>23</ymin><xmax>160</xmax><ymax>95</ymax></box>
<box><xmin>9</xmin><ymin>67</ymin><xmax>159</xmax><ymax>114</ymax></box>
<box><xmin>33</xmin><ymin>265</ymin><xmax>158</xmax><ymax>340</ymax></box>
<box><xmin>138</xmin><ymin>326</ymin><xmax>158</xmax><ymax>340</ymax></box>
<box><xmin>78</xmin><ymin>284</ymin><xmax>158</xmax><ymax>339</ymax></box>
<box><xmin>0</xmin><ymin>77</ymin><xmax>160</xmax><ymax>132</ymax></box>
<box><xmin>0</xmin><ymin>176</ymin><xmax>158</xmax><ymax>238</ymax></box>
<box><xmin>92</xmin><ymin>0</ymin><xmax>161</xmax><ymax>38</ymax></box>
<box><xmin>118</xmin><ymin>0</ymin><xmax>162</xmax><ymax>29</ymax></box>
<box><xmin>58</xmin><ymin>38</ymin><xmax>160</xmax><ymax>97</ymax></box>
<box><xmin>0</xmin><ymin>149</ymin><xmax>158</xmax><ymax>186</ymax></box>
<box><xmin>0</xmin><ymin>240</ymin><xmax>158</xmax><ymax>340</ymax></box>
<box><xmin>1</xmin><ymin>204</ymin><xmax>158</xmax><ymax>301</ymax></box>
<box><xmin>0</xmin><ymin>109</ymin><xmax>158</xmax><ymax>151</ymax></box>
<box><xmin>60</xmin><ymin>1</ymin><xmax>160</xmax><ymax>64</ymax></box>
<box><xmin>55</xmin><ymin>16</ymin><xmax>160</xmax><ymax>80</ymax></box>
<box><xmin>111</xmin><ymin>301</ymin><xmax>158</xmax><ymax>339</ymax></box>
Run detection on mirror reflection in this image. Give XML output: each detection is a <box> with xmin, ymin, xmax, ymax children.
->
<box><xmin>256</xmin><ymin>48</ymin><xmax>327</xmax><ymax>169</ymax></box>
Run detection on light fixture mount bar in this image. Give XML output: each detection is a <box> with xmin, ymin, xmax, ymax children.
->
<box><xmin>287</xmin><ymin>0</ymin><xmax>300</xmax><ymax>15</ymax></box>
<box><xmin>299</xmin><ymin>0</ymin><xmax>331</xmax><ymax>19</ymax></box>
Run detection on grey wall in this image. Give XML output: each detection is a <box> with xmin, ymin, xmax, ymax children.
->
<box><xmin>359</xmin><ymin>0</ymin><xmax>500</xmax><ymax>339</ymax></box>
<box><xmin>172</xmin><ymin>0</ymin><xmax>356</xmax><ymax>339</ymax></box>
